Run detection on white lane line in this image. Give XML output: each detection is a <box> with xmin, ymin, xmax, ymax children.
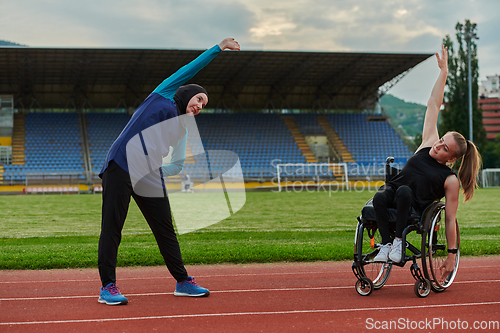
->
<box><xmin>0</xmin><ymin>264</ymin><xmax>497</xmax><ymax>284</ymax></box>
<box><xmin>1</xmin><ymin>279</ymin><xmax>499</xmax><ymax>302</ymax></box>
<box><xmin>0</xmin><ymin>287</ymin><xmax>348</xmax><ymax>301</ymax></box>
<box><xmin>2</xmin><ymin>301</ymin><xmax>500</xmax><ymax>326</ymax></box>
<box><xmin>0</xmin><ymin>271</ymin><xmax>330</xmax><ymax>284</ymax></box>
<box><xmin>0</xmin><ymin>271</ymin><xmax>344</xmax><ymax>284</ymax></box>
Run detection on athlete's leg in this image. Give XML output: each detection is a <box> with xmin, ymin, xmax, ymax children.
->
<box><xmin>393</xmin><ymin>185</ymin><xmax>413</xmax><ymax>239</ymax></box>
<box><xmin>133</xmin><ymin>193</ymin><xmax>189</xmax><ymax>282</ymax></box>
<box><xmin>98</xmin><ymin>161</ymin><xmax>133</xmax><ymax>287</ymax></box>
<box><xmin>373</xmin><ymin>184</ymin><xmax>397</xmax><ymax>245</ymax></box>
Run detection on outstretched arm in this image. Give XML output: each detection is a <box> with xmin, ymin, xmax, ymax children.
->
<box><xmin>418</xmin><ymin>45</ymin><xmax>448</xmax><ymax>151</ymax></box>
<box><xmin>154</xmin><ymin>38</ymin><xmax>240</xmax><ymax>99</ymax></box>
<box><xmin>438</xmin><ymin>175</ymin><xmax>459</xmax><ymax>282</ymax></box>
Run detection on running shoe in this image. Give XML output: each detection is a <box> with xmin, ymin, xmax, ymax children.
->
<box><xmin>373</xmin><ymin>243</ymin><xmax>391</xmax><ymax>262</ymax></box>
<box><xmin>174</xmin><ymin>276</ymin><xmax>210</xmax><ymax>297</ymax></box>
<box><xmin>389</xmin><ymin>238</ymin><xmax>403</xmax><ymax>263</ymax></box>
<box><xmin>98</xmin><ymin>283</ymin><xmax>128</xmax><ymax>305</ymax></box>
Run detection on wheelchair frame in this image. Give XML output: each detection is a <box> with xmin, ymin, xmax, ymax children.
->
<box><xmin>351</xmin><ymin>157</ymin><xmax>460</xmax><ymax>298</ymax></box>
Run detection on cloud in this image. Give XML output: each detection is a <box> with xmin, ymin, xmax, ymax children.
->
<box><xmin>238</xmin><ymin>0</ymin><xmax>451</xmax><ymax>53</ymax></box>
<box><xmin>249</xmin><ymin>17</ymin><xmax>296</xmax><ymax>38</ymax></box>
<box><xmin>475</xmin><ymin>17</ymin><xmax>500</xmax><ymax>79</ymax></box>
<box><xmin>0</xmin><ymin>0</ymin><xmax>255</xmax><ymax>48</ymax></box>
<box><xmin>1</xmin><ymin>0</ymin><xmax>499</xmax><ymax>104</ymax></box>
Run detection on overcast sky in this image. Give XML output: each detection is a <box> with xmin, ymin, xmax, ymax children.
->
<box><xmin>1</xmin><ymin>0</ymin><xmax>499</xmax><ymax>105</ymax></box>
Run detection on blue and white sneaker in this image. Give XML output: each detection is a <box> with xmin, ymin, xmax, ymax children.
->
<box><xmin>98</xmin><ymin>283</ymin><xmax>128</xmax><ymax>305</ymax></box>
<box><xmin>174</xmin><ymin>276</ymin><xmax>210</xmax><ymax>297</ymax></box>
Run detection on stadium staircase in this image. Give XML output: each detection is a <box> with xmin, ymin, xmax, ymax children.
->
<box><xmin>184</xmin><ymin>141</ymin><xmax>196</xmax><ymax>165</ymax></box>
<box><xmin>11</xmin><ymin>114</ymin><xmax>26</xmax><ymax>165</ymax></box>
<box><xmin>0</xmin><ymin>165</ymin><xmax>3</xmax><ymax>182</ymax></box>
<box><xmin>281</xmin><ymin>115</ymin><xmax>318</xmax><ymax>163</ymax></box>
<box><xmin>326</xmin><ymin>113</ymin><xmax>412</xmax><ymax>166</ymax></box>
<box><xmin>78</xmin><ymin>113</ymin><xmax>92</xmax><ymax>180</ymax></box>
<box><xmin>316</xmin><ymin>115</ymin><xmax>355</xmax><ymax>163</ymax></box>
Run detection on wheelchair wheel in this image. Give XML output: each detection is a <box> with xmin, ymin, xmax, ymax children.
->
<box><xmin>414</xmin><ymin>279</ymin><xmax>431</xmax><ymax>298</ymax></box>
<box><xmin>421</xmin><ymin>203</ymin><xmax>460</xmax><ymax>292</ymax></box>
<box><xmin>355</xmin><ymin>222</ymin><xmax>392</xmax><ymax>289</ymax></box>
<box><xmin>355</xmin><ymin>277</ymin><xmax>373</xmax><ymax>296</ymax></box>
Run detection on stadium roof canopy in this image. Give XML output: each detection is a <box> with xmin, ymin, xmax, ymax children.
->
<box><xmin>0</xmin><ymin>47</ymin><xmax>432</xmax><ymax>111</ymax></box>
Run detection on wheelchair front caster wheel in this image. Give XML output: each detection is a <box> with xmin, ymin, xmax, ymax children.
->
<box><xmin>414</xmin><ymin>279</ymin><xmax>431</xmax><ymax>298</ymax></box>
<box><xmin>355</xmin><ymin>277</ymin><xmax>374</xmax><ymax>296</ymax></box>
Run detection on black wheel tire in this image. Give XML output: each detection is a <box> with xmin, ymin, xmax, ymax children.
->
<box><xmin>431</xmin><ymin>283</ymin><xmax>446</xmax><ymax>293</ymax></box>
<box><xmin>355</xmin><ymin>223</ymin><xmax>392</xmax><ymax>289</ymax></box>
<box><xmin>414</xmin><ymin>279</ymin><xmax>431</xmax><ymax>298</ymax></box>
<box><xmin>355</xmin><ymin>277</ymin><xmax>374</xmax><ymax>296</ymax></box>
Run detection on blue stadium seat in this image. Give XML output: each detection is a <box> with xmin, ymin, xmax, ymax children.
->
<box><xmin>326</xmin><ymin>114</ymin><xmax>413</xmax><ymax>176</ymax></box>
<box><xmin>3</xmin><ymin>112</ymin><xmax>414</xmax><ymax>183</ymax></box>
<box><xmin>19</xmin><ymin>113</ymin><xmax>86</xmax><ymax>179</ymax></box>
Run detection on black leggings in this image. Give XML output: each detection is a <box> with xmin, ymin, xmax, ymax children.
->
<box><xmin>98</xmin><ymin>161</ymin><xmax>188</xmax><ymax>287</ymax></box>
<box><xmin>373</xmin><ymin>184</ymin><xmax>414</xmax><ymax>245</ymax></box>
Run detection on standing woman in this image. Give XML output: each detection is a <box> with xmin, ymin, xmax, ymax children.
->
<box><xmin>98</xmin><ymin>38</ymin><xmax>240</xmax><ymax>305</ymax></box>
<box><xmin>372</xmin><ymin>45</ymin><xmax>481</xmax><ymax>282</ymax></box>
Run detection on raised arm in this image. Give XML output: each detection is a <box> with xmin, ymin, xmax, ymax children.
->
<box><xmin>153</xmin><ymin>38</ymin><xmax>240</xmax><ymax>100</ymax></box>
<box><xmin>418</xmin><ymin>45</ymin><xmax>448</xmax><ymax>151</ymax></box>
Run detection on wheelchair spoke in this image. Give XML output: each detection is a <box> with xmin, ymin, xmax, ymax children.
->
<box><xmin>424</xmin><ymin>204</ymin><xmax>460</xmax><ymax>291</ymax></box>
<box><xmin>354</xmin><ymin>223</ymin><xmax>392</xmax><ymax>290</ymax></box>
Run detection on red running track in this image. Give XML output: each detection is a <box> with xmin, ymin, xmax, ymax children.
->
<box><xmin>1</xmin><ymin>257</ymin><xmax>499</xmax><ymax>332</ymax></box>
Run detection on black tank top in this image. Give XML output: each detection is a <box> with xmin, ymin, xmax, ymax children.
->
<box><xmin>387</xmin><ymin>147</ymin><xmax>456</xmax><ymax>212</ymax></box>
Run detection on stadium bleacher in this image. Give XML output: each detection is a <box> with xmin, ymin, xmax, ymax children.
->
<box><xmin>327</xmin><ymin>114</ymin><xmax>413</xmax><ymax>176</ymax></box>
<box><xmin>196</xmin><ymin>114</ymin><xmax>306</xmax><ymax>178</ymax></box>
<box><xmin>3</xmin><ymin>113</ymin><xmax>85</xmax><ymax>182</ymax></box>
<box><xmin>86</xmin><ymin>113</ymin><xmax>131</xmax><ymax>175</ymax></box>
<box><xmin>1</xmin><ymin>112</ymin><xmax>414</xmax><ymax>185</ymax></box>
<box><xmin>292</xmin><ymin>114</ymin><xmax>326</xmax><ymax>135</ymax></box>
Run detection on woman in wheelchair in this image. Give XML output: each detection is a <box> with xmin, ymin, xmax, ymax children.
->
<box><xmin>372</xmin><ymin>45</ymin><xmax>481</xmax><ymax>283</ymax></box>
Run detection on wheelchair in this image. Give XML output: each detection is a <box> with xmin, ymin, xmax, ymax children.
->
<box><xmin>352</xmin><ymin>157</ymin><xmax>460</xmax><ymax>298</ymax></box>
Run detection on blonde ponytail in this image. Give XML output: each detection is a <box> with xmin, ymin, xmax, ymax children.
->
<box><xmin>448</xmin><ymin>131</ymin><xmax>482</xmax><ymax>201</ymax></box>
<box><xmin>457</xmin><ymin>140</ymin><xmax>482</xmax><ymax>201</ymax></box>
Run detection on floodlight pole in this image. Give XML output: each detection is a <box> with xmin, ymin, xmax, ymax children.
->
<box><xmin>467</xmin><ymin>35</ymin><xmax>473</xmax><ymax>142</ymax></box>
<box><xmin>460</xmin><ymin>23</ymin><xmax>479</xmax><ymax>143</ymax></box>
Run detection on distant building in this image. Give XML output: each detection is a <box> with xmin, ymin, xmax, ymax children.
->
<box><xmin>479</xmin><ymin>75</ymin><xmax>500</xmax><ymax>140</ymax></box>
<box><xmin>480</xmin><ymin>75</ymin><xmax>499</xmax><ymax>98</ymax></box>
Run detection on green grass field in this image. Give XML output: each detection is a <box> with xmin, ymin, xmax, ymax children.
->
<box><xmin>1</xmin><ymin>188</ymin><xmax>499</xmax><ymax>270</ymax></box>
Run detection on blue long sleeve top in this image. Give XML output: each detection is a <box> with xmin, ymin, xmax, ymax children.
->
<box><xmin>99</xmin><ymin>44</ymin><xmax>222</xmax><ymax>178</ymax></box>
<box><xmin>161</xmin><ymin>130</ymin><xmax>188</xmax><ymax>176</ymax></box>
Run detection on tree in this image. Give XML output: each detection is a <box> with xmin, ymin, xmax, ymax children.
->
<box><xmin>440</xmin><ymin>20</ymin><xmax>487</xmax><ymax>149</ymax></box>
<box><xmin>482</xmin><ymin>135</ymin><xmax>500</xmax><ymax>168</ymax></box>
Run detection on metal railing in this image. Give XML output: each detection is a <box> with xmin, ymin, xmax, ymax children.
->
<box><xmin>1</xmin><ymin>172</ymin><xmax>83</xmax><ymax>187</ymax></box>
<box><xmin>0</xmin><ymin>146</ymin><xmax>12</xmax><ymax>165</ymax></box>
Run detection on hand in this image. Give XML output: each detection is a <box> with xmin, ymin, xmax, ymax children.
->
<box><xmin>436</xmin><ymin>45</ymin><xmax>448</xmax><ymax>72</ymax></box>
<box><xmin>219</xmin><ymin>38</ymin><xmax>240</xmax><ymax>51</ymax></box>
<box><xmin>438</xmin><ymin>255</ymin><xmax>455</xmax><ymax>283</ymax></box>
